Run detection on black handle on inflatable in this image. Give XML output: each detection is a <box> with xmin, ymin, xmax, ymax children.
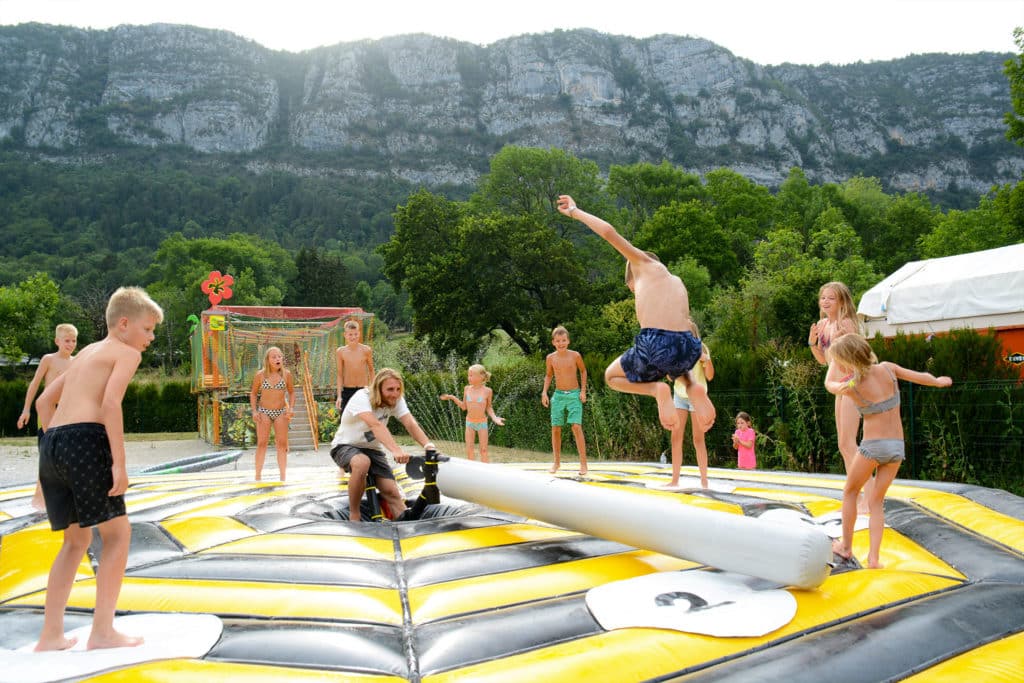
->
<box><xmin>405</xmin><ymin>449</ymin><xmax>450</xmax><ymax>480</ymax></box>
<box><xmin>396</xmin><ymin>449</ymin><xmax>450</xmax><ymax>521</ymax></box>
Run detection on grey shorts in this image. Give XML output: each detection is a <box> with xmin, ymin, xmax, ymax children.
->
<box><xmin>330</xmin><ymin>444</ymin><xmax>396</xmax><ymax>481</ymax></box>
<box><xmin>858</xmin><ymin>438</ymin><xmax>905</xmax><ymax>465</ymax></box>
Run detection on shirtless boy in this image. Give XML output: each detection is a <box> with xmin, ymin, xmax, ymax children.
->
<box><xmin>33</xmin><ymin>287</ymin><xmax>163</xmax><ymax>652</ymax></box>
<box><xmin>541</xmin><ymin>325</ymin><xmax>588</xmax><ymax>475</ymax></box>
<box><xmin>18</xmin><ymin>323</ymin><xmax>79</xmax><ymax>510</ymax></box>
<box><xmin>336</xmin><ymin>320</ymin><xmax>375</xmax><ymax>413</ymax></box>
<box><xmin>557</xmin><ymin>195</ymin><xmax>715</xmax><ymax>433</ymax></box>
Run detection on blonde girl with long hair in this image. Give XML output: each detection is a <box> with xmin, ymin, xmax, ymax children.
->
<box><xmin>825</xmin><ymin>334</ymin><xmax>951</xmax><ymax>568</ymax></box>
<box><xmin>249</xmin><ymin>346</ymin><xmax>295</xmax><ymax>481</ymax></box>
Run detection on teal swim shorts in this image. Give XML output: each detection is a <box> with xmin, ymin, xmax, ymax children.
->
<box><xmin>550</xmin><ymin>389</ymin><xmax>583</xmax><ymax>427</ymax></box>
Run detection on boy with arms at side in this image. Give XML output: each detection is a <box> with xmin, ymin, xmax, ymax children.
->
<box><xmin>541</xmin><ymin>325</ymin><xmax>589</xmax><ymax>475</ymax></box>
<box><xmin>18</xmin><ymin>323</ymin><xmax>79</xmax><ymax>510</ymax></box>
<box><xmin>557</xmin><ymin>195</ymin><xmax>715</xmax><ymax>433</ymax></box>
<box><xmin>32</xmin><ymin>287</ymin><xmax>163</xmax><ymax>652</ymax></box>
<box><xmin>336</xmin><ymin>320</ymin><xmax>375</xmax><ymax>413</ymax></box>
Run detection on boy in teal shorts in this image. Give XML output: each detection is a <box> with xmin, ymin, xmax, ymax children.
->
<box><xmin>541</xmin><ymin>326</ymin><xmax>588</xmax><ymax>475</ymax></box>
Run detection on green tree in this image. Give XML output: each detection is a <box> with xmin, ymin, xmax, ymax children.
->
<box><xmin>469</xmin><ymin>145</ymin><xmax>607</xmax><ymax>240</ymax></box>
<box><xmin>918</xmin><ymin>193</ymin><xmax>1017</xmax><ymax>258</ymax></box>
<box><xmin>381</xmin><ymin>190</ymin><xmax>591</xmax><ymax>357</ymax></box>
<box><xmin>285</xmin><ymin>247</ymin><xmax>356</xmax><ymax>307</ymax></box>
<box><xmin>0</xmin><ymin>273</ymin><xmax>60</xmax><ymax>362</ymax></box>
<box><xmin>607</xmin><ymin>161</ymin><xmax>704</xmax><ymax>236</ymax></box>
<box><xmin>146</xmin><ymin>232</ymin><xmax>296</xmax><ymax>369</ymax></box>
<box><xmin>637</xmin><ymin>200</ymin><xmax>739</xmax><ymax>283</ymax></box>
<box><xmin>703</xmin><ymin>168</ymin><xmax>776</xmax><ymax>270</ymax></box>
<box><xmin>1004</xmin><ymin>27</ymin><xmax>1024</xmax><ymax>146</ymax></box>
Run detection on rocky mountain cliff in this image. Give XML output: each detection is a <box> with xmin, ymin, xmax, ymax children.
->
<box><xmin>1</xmin><ymin>23</ymin><xmax>1020</xmax><ymax>193</ymax></box>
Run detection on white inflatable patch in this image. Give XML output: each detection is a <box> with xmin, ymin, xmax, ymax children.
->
<box><xmin>4</xmin><ymin>613</ymin><xmax>223</xmax><ymax>683</ymax></box>
<box><xmin>586</xmin><ymin>570</ymin><xmax>796</xmax><ymax>637</ymax></box>
<box><xmin>757</xmin><ymin>508</ymin><xmax>872</xmax><ymax>539</ymax></box>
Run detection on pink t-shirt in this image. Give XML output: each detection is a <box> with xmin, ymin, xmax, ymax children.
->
<box><xmin>734</xmin><ymin>427</ymin><xmax>756</xmax><ymax>469</ymax></box>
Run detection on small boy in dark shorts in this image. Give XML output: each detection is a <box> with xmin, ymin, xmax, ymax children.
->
<box><xmin>558</xmin><ymin>195</ymin><xmax>715</xmax><ymax>433</ymax></box>
<box><xmin>32</xmin><ymin>286</ymin><xmax>163</xmax><ymax>652</ymax></box>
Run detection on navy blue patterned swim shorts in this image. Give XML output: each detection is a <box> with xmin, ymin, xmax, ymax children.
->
<box><xmin>620</xmin><ymin>328</ymin><xmax>702</xmax><ymax>383</ymax></box>
<box><xmin>39</xmin><ymin>422</ymin><xmax>126</xmax><ymax>531</ymax></box>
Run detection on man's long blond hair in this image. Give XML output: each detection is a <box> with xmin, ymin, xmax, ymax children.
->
<box><xmin>369</xmin><ymin>367</ymin><xmax>404</xmax><ymax>409</ymax></box>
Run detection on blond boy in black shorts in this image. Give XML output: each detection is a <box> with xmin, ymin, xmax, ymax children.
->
<box><xmin>33</xmin><ymin>286</ymin><xmax>163</xmax><ymax>652</ymax></box>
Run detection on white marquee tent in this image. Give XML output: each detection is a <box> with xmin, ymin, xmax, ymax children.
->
<box><xmin>857</xmin><ymin>243</ymin><xmax>1024</xmax><ymax>337</ymax></box>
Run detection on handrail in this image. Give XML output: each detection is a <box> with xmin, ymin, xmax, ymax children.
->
<box><xmin>300</xmin><ymin>350</ymin><xmax>319</xmax><ymax>451</ymax></box>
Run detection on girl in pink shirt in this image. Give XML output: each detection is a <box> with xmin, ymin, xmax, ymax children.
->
<box><xmin>732</xmin><ymin>412</ymin><xmax>756</xmax><ymax>470</ymax></box>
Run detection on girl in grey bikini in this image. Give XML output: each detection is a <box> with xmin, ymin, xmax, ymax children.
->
<box><xmin>825</xmin><ymin>334</ymin><xmax>952</xmax><ymax>568</ymax></box>
<box><xmin>249</xmin><ymin>346</ymin><xmax>295</xmax><ymax>481</ymax></box>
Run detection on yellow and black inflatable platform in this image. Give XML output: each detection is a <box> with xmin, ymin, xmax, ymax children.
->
<box><xmin>0</xmin><ymin>459</ymin><xmax>1021</xmax><ymax>682</ymax></box>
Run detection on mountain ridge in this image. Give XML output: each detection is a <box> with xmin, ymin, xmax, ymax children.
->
<box><xmin>0</xmin><ymin>22</ymin><xmax>1019</xmax><ymax>193</ymax></box>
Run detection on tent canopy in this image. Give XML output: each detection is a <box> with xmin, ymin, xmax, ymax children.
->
<box><xmin>858</xmin><ymin>243</ymin><xmax>1024</xmax><ymax>336</ymax></box>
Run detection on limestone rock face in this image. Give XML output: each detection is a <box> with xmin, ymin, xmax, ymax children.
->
<box><xmin>0</xmin><ymin>24</ymin><xmax>1019</xmax><ymax>192</ymax></box>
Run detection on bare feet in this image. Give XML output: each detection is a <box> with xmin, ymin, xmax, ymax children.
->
<box><xmin>34</xmin><ymin>635</ymin><xmax>78</xmax><ymax>652</ymax></box>
<box><xmin>548</xmin><ymin>464</ymin><xmax>559</xmax><ymax>474</ymax></box>
<box><xmin>578</xmin><ymin>466</ymin><xmax>588</xmax><ymax>476</ymax></box>
<box><xmin>867</xmin><ymin>556</ymin><xmax>884</xmax><ymax>569</ymax></box>
<box><xmin>87</xmin><ymin>630</ymin><xmax>144</xmax><ymax>650</ymax></box>
<box><xmin>856</xmin><ymin>492</ymin><xmax>870</xmax><ymax>515</ymax></box>
<box><xmin>831</xmin><ymin>538</ymin><xmax>853</xmax><ymax>560</ymax></box>
<box><xmin>654</xmin><ymin>383</ymin><xmax>678</xmax><ymax>430</ymax></box>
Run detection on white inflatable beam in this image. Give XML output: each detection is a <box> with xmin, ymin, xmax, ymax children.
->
<box><xmin>436</xmin><ymin>459</ymin><xmax>832</xmax><ymax>589</ymax></box>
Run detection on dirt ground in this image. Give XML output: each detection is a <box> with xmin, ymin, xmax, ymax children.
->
<box><xmin>0</xmin><ymin>437</ymin><xmax>335</xmax><ymax>487</ymax></box>
<box><xmin>0</xmin><ymin>435</ymin><xmax>552</xmax><ymax>487</ymax></box>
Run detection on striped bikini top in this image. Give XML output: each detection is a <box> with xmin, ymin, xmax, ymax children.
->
<box><xmin>849</xmin><ymin>367</ymin><xmax>900</xmax><ymax>416</ymax></box>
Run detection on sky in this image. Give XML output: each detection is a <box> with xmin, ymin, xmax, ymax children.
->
<box><xmin>0</xmin><ymin>0</ymin><xmax>1020</xmax><ymax>65</ymax></box>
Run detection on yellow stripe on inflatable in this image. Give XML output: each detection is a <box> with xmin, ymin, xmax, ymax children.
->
<box><xmin>16</xmin><ymin>577</ymin><xmax>405</xmax><ymax>624</ymax></box>
<box><xmin>160</xmin><ymin>516</ymin><xmax>258</xmax><ymax>552</ymax></box>
<box><xmin>425</xmin><ymin>571</ymin><xmax>962</xmax><ymax>682</ymax></box>
<box><xmin>848</xmin><ymin>528</ymin><xmax>965</xmax><ymax>577</ymax></box>
<box><xmin>902</xmin><ymin>488</ymin><xmax>1024</xmax><ymax>552</ymax></box>
<box><xmin>900</xmin><ymin>630</ymin><xmax>1024</xmax><ymax>682</ymax></box>
<box><xmin>86</xmin><ymin>658</ymin><xmax>407</xmax><ymax>682</ymax></box>
<box><xmin>0</xmin><ymin>527</ymin><xmax>92</xmax><ymax>604</ymax></box>
<box><xmin>400</xmin><ymin>523</ymin><xmax>581</xmax><ymax>559</ymax></box>
<box><xmin>409</xmin><ymin>551</ymin><xmax>697</xmax><ymax>622</ymax></box>
<box><xmin>211</xmin><ymin>532</ymin><xmax>395</xmax><ymax>560</ymax></box>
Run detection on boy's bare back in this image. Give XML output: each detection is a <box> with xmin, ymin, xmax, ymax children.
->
<box><xmin>48</xmin><ymin>338</ymin><xmax>141</xmax><ymax>428</ymax></box>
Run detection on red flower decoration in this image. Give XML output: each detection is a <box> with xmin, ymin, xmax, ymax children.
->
<box><xmin>201</xmin><ymin>270</ymin><xmax>235</xmax><ymax>306</ymax></box>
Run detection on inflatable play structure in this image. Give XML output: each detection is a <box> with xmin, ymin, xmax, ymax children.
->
<box><xmin>858</xmin><ymin>243</ymin><xmax>1024</xmax><ymax>375</ymax></box>
<box><xmin>190</xmin><ymin>305</ymin><xmax>372</xmax><ymax>448</ymax></box>
<box><xmin>1</xmin><ymin>456</ymin><xmax>1021</xmax><ymax>682</ymax></box>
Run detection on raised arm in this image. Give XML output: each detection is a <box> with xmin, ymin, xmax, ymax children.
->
<box><xmin>885</xmin><ymin>362</ymin><xmax>952</xmax><ymax>388</ymax></box>
<box><xmin>557</xmin><ymin>195</ymin><xmax>650</xmax><ymax>266</ymax></box>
